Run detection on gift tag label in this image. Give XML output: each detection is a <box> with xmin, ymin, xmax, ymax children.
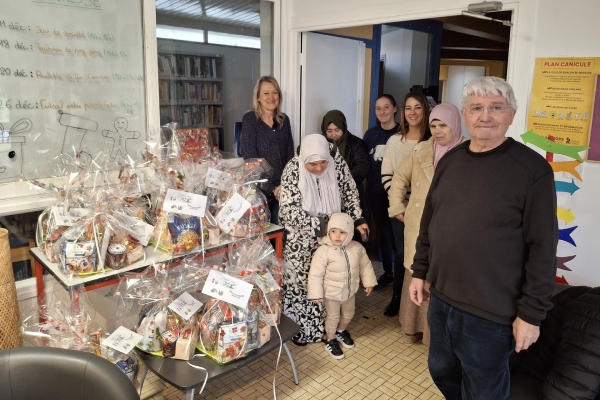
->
<box><xmin>104</xmin><ymin>326</ymin><xmax>143</xmax><ymax>355</ymax></box>
<box><xmin>162</xmin><ymin>189</ymin><xmax>207</xmax><ymax>218</ymax></box>
<box><xmin>52</xmin><ymin>206</ymin><xmax>90</xmax><ymax>226</ymax></box>
<box><xmin>205</xmin><ymin>168</ymin><xmax>234</xmax><ymax>191</ymax></box>
<box><xmin>65</xmin><ymin>241</ymin><xmax>95</xmax><ymax>257</ymax></box>
<box><xmin>168</xmin><ymin>292</ymin><xmax>203</xmax><ymax>320</ymax></box>
<box><xmin>203</xmin><ymin>269</ymin><xmax>253</xmax><ymax>308</ymax></box>
<box><xmin>113</xmin><ymin>212</ymin><xmax>154</xmax><ymax>246</ymax></box>
<box><xmin>215</xmin><ymin>193</ymin><xmax>251</xmax><ymax>234</ymax></box>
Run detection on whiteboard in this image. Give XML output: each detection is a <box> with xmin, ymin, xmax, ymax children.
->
<box><xmin>0</xmin><ymin>0</ymin><xmax>147</xmax><ymax>183</ymax></box>
<box><xmin>301</xmin><ymin>32</ymin><xmax>365</xmax><ymax>139</ymax></box>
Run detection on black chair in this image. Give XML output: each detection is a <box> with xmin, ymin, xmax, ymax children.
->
<box><xmin>0</xmin><ymin>347</ymin><xmax>140</xmax><ymax>400</ymax></box>
<box><xmin>507</xmin><ymin>284</ymin><xmax>571</xmax><ymax>400</ymax></box>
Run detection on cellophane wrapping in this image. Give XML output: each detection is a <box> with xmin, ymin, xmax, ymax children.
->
<box><xmin>194</xmin><ymin>236</ymin><xmax>292</xmax><ymax>363</ymax></box>
<box><xmin>20</xmin><ymin>286</ymin><xmax>139</xmax><ymax>382</ymax></box>
<box><xmin>206</xmin><ymin>158</ymin><xmax>272</xmax><ymax>239</ymax></box>
<box><xmin>115</xmin><ymin>258</ymin><xmax>213</xmax><ymax>360</ymax></box>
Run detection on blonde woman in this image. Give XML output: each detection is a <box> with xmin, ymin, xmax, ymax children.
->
<box><xmin>240</xmin><ymin>76</ymin><xmax>294</xmax><ymax>224</ymax></box>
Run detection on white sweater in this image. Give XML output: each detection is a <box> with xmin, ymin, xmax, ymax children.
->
<box><xmin>381</xmin><ymin>135</ymin><xmax>418</xmax><ymax>193</ymax></box>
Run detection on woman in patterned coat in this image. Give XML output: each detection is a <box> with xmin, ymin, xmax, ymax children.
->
<box><xmin>279</xmin><ymin>134</ymin><xmax>368</xmax><ymax>344</ymax></box>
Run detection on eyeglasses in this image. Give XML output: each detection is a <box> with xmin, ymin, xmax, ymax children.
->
<box><xmin>466</xmin><ymin>106</ymin><xmax>509</xmax><ymax>116</ymax></box>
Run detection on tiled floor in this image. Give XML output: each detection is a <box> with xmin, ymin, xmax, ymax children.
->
<box><xmin>140</xmin><ymin>261</ymin><xmax>444</xmax><ymax>400</ymax></box>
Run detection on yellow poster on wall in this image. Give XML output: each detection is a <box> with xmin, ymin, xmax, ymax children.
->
<box><xmin>527</xmin><ymin>57</ymin><xmax>600</xmax><ymax>147</ymax></box>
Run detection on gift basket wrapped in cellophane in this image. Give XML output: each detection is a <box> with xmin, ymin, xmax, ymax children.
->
<box><xmin>166</xmin><ymin>122</ymin><xmax>215</xmax><ymax>163</ymax></box>
<box><xmin>196</xmin><ymin>298</ymin><xmax>249</xmax><ymax>364</ymax></box>
<box><xmin>104</xmin><ymin>157</ymin><xmax>158</xmax><ymax>227</ymax></box>
<box><xmin>224</xmin><ymin>235</ymin><xmax>289</xmax><ymax>327</ymax></box>
<box><xmin>33</xmin><ymin>151</ymin><xmax>156</xmax><ymax>273</ymax></box>
<box><xmin>194</xmin><ymin>236</ymin><xmax>293</xmax><ymax>363</ymax></box>
<box><xmin>33</xmin><ymin>153</ymin><xmax>102</xmax><ymax>265</ymax></box>
<box><xmin>115</xmin><ymin>258</ymin><xmax>215</xmax><ymax>360</ymax></box>
<box><xmin>97</xmin><ymin>158</ymin><xmax>158</xmax><ymax>270</ymax></box>
<box><xmin>20</xmin><ymin>286</ymin><xmax>140</xmax><ymax>382</ymax></box>
<box><xmin>48</xmin><ymin>188</ymin><xmax>151</xmax><ymax>276</ymax></box>
<box><xmin>206</xmin><ymin>158</ymin><xmax>273</xmax><ymax>239</ymax></box>
<box><xmin>148</xmin><ymin>148</ymin><xmax>223</xmax><ymax>254</ymax></box>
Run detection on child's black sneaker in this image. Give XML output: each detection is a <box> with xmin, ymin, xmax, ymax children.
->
<box><xmin>335</xmin><ymin>329</ymin><xmax>355</xmax><ymax>348</ymax></box>
<box><xmin>324</xmin><ymin>338</ymin><xmax>344</xmax><ymax>359</ymax></box>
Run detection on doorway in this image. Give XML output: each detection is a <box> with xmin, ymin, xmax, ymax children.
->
<box><xmin>302</xmin><ymin>10</ymin><xmax>512</xmax><ymax>137</ymax></box>
<box><xmin>378</xmin><ymin>11</ymin><xmax>512</xmax><ymax>130</ymax></box>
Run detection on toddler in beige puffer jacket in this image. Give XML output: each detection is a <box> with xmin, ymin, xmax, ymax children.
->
<box><xmin>308</xmin><ymin>212</ymin><xmax>377</xmax><ymax>360</ymax></box>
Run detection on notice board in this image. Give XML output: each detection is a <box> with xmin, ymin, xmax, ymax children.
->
<box><xmin>527</xmin><ymin>57</ymin><xmax>600</xmax><ymax>149</ymax></box>
<box><xmin>588</xmin><ymin>75</ymin><xmax>600</xmax><ymax>161</ymax></box>
<box><xmin>0</xmin><ymin>0</ymin><xmax>147</xmax><ymax>183</ymax></box>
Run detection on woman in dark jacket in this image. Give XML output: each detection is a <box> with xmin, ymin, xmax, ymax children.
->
<box><xmin>320</xmin><ymin>110</ymin><xmax>369</xmax><ymax>227</ymax></box>
<box><xmin>240</xmin><ymin>76</ymin><xmax>295</xmax><ymax>224</ymax></box>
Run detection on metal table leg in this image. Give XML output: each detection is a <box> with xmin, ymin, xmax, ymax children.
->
<box><xmin>185</xmin><ymin>388</ymin><xmax>195</xmax><ymax>400</ymax></box>
<box><xmin>283</xmin><ymin>343</ymin><xmax>299</xmax><ymax>385</ymax></box>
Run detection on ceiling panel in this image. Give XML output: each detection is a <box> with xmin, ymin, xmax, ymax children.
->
<box><xmin>156</xmin><ymin>0</ymin><xmax>261</xmax><ymax>29</ymax></box>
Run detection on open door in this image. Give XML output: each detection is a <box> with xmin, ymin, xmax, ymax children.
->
<box><xmin>300</xmin><ymin>32</ymin><xmax>365</xmax><ymax>139</ymax></box>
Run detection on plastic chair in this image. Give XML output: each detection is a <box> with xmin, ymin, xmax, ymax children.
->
<box><xmin>0</xmin><ymin>347</ymin><xmax>140</xmax><ymax>400</ymax></box>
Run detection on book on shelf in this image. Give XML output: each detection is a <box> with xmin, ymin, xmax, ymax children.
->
<box><xmin>158</xmin><ymin>54</ymin><xmax>219</xmax><ymax>79</ymax></box>
<box><xmin>159</xmin><ymin>81</ymin><xmax>222</xmax><ymax>103</ymax></box>
<box><xmin>160</xmin><ymin>104</ymin><xmax>223</xmax><ymax>127</ymax></box>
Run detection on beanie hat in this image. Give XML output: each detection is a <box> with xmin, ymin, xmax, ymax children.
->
<box><xmin>327</xmin><ymin>212</ymin><xmax>354</xmax><ymax>247</ymax></box>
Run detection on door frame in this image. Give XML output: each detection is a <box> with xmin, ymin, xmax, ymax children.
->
<box><xmin>280</xmin><ymin>2</ymin><xmax>526</xmax><ymax>147</ymax></box>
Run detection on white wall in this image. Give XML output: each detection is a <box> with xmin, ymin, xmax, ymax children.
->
<box><xmin>157</xmin><ymin>39</ymin><xmax>260</xmax><ymax>152</ymax></box>
<box><xmin>280</xmin><ymin>0</ymin><xmax>600</xmax><ymax>285</ymax></box>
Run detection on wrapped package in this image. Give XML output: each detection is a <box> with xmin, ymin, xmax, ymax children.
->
<box><xmin>60</xmin><ymin>217</ymin><xmax>101</xmax><ymax>275</ymax></box>
<box><xmin>149</xmin><ymin>153</ymin><xmax>216</xmax><ymax>254</ymax></box>
<box><xmin>115</xmin><ymin>261</ymin><xmax>212</xmax><ymax>360</ymax></box>
<box><xmin>136</xmin><ymin>301</ymin><xmax>199</xmax><ymax>360</ymax></box>
<box><xmin>20</xmin><ymin>281</ymin><xmax>140</xmax><ymax>382</ymax></box>
<box><xmin>208</xmin><ymin>159</ymin><xmax>272</xmax><ymax>238</ymax></box>
<box><xmin>100</xmin><ymin>214</ymin><xmax>147</xmax><ymax>270</ymax></box>
<box><xmin>34</xmin><ymin>156</ymin><xmax>98</xmax><ymax>264</ymax></box>
<box><xmin>196</xmin><ymin>298</ymin><xmax>247</xmax><ymax>364</ymax></box>
<box><xmin>21</xmin><ymin>286</ymin><xmax>97</xmax><ymax>353</ymax></box>
<box><xmin>100</xmin><ymin>343</ymin><xmax>140</xmax><ymax>382</ymax></box>
<box><xmin>174</xmin><ymin>126</ymin><xmax>212</xmax><ymax>162</ymax></box>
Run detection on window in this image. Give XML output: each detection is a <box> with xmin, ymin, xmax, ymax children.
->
<box><xmin>156</xmin><ymin>25</ymin><xmax>205</xmax><ymax>43</ymax></box>
<box><xmin>207</xmin><ymin>31</ymin><xmax>260</xmax><ymax>49</ymax></box>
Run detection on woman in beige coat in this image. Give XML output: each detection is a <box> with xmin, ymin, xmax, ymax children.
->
<box><xmin>387</xmin><ymin>103</ymin><xmax>465</xmax><ymax>344</ymax></box>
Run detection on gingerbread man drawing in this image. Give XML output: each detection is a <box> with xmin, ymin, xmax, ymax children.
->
<box><xmin>102</xmin><ymin>117</ymin><xmax>140</xmax><ymax>160</ymax></box>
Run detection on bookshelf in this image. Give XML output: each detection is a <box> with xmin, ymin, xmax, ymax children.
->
<box><xmin>158</xmin><ymin>52</ymin><xmax>224</xmax><ymax>149</ymax></box>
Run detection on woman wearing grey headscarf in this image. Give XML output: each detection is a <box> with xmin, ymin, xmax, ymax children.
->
<box><xmin>279</xmin><ymin>134</ymin><xmax>368</xmax><ymax>345</ymax></box>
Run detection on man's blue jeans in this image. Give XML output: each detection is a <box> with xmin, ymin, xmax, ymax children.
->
<box><xmin>427</xmin><ymin>294</ymin><xmax>514</xmax><ymax>400</ymax></box>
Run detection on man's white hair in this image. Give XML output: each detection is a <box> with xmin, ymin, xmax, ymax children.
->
<box><xmin>460</xmin><ymin>76</ymin><xmax>518</xmax><ymax>110</ymax></box>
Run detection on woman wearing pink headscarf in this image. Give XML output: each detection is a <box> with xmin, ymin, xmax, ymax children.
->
<box><xmin>387</xmin><ymin>103</ymin><xmax>465</xmax><ymax>345</ymax></box>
